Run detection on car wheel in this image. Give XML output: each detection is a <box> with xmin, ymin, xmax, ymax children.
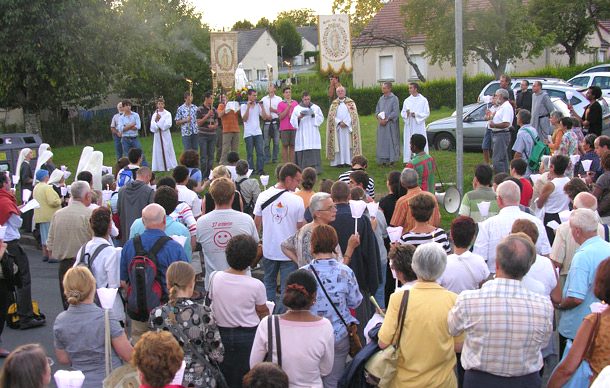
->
<box><xmin>434</xmin><ymin>132</ymin><xmax>455</xmax><ymax>151</ymax></box>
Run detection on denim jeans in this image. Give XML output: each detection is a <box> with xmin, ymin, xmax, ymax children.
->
<box><xmin>121</xmin><ymin>136</ymin><xmax>148</xmax><ymax>166</ymax></box>
<box><xmin>322</xmin><ymin>335</ymin><xmax>350</xmax><ymax>388</ymax></box>
<box><xmin>263</xmin><ymin>120</ymin><xmax>280</xmax><ymax>163</ymax></box>
<box><xmin>218</xmin><ymin>326</ymin><xmax>257</xmax><ymax>388</ymax></box>
<box><xmin>262</xmin><ymin>258</ymin><xmax>297</xmax><ymax>313</ymax></box>
<box><xmin>198</xmin><ymin>133</ymin><xmax>216</xmax><ymax>179</ymax></box>
<box><xmin>245</xmin><ymin>134</ymin><xmax>264</xmax><ymax>174</ymax></box>
<box><xmin>112</xmin><ymin>133</ymin><xmax>123</xmax><ymax>161</ymax></box>
<box><xmin>181</xmin><ymin>133</ymin><xmax>198</xmax><ymax>151</ymax></box>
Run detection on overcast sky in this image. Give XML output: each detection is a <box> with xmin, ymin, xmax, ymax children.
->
<box><xmin>193</xmin><ymin>0</ymin><xmax>334</xmax><ymax>30</ymax></box>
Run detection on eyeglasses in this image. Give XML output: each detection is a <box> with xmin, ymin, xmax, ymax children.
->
<box><xmin>319</xmin><ymin>205</ymin><xmax>337</xmax><ymax>212</ymax></box>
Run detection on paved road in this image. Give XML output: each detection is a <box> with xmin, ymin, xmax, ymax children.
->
<box><xmin>0</xmin><ymin>244</ymin><xmax>66</xmax><ymax>386</ymax></box>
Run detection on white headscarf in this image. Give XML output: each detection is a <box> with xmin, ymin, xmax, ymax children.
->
<box><xmin>34</xmin><ymin>150</ymin><xmax>53</xmax><ymax>183</ymax></box>
<box><xmin>85</xmin><ymin>151</ymin><xmax>104</xmax><ymax>190</ymax></box>
<box><xmin>76</xmin><ymin>146</ymin><xmax>94</xmax><ymax>176</ymax></box>
<box><xmin>48</xmin><ymin>169</ymin><xmax>65</xmax><ymax>185</ymax></box>
<box><xmin>15</xmin><ymin>148</ymin><xmax>32</xmax><ymax>182</ymax></box>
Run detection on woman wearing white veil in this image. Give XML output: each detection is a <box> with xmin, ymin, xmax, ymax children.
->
<box><xmin>76</xmin><ymin>146</ymin><xmax>94</xmax><ymax>176</ymax></box>
<box><xmin>84</xmin><ymin>151</ymin><xmax>104</xmax><ymax>191</ymax></box>
<box><xmin>16</xmin><ymin>147</ymin><xmax>34</xmax><ymax>231</ymax></box>
<box><xmin>15</xmin><ymin>147</ymin><xmax>33</xmax><ymax>187</ymax></box>
<box><xmin>36</xmin><ymin>143</ymin><xmax>55</xmax><ymax>172</ymax></box>
<box><xmin>34</xmin><ymin>150</ymin><xmax>53</xmax><ymax>183</ymax></box>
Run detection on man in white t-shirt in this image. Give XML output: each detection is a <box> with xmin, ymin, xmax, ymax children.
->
<box><xmin>241</xmin><ymin>89</ymin><xmax>265</xmax><ymax>175</ymax></box>
<box><xmin>261</xmin><ymin>84</ymin><xmax>282</xmax><ymax>164</ymax></box>
<box><xmin>173</xmin><ymin>165</ymin><xmax>202</xmax><ymax>218</ymax></box>
<box><xmin>437</xmin><ymin>216</ymin><xmax>490</xmax><ymax>294</ymax></box>
<box><xmin>254</xmin><ymin>163</ymin><xmax>305</xmax><ymax>312</ymax></box>
<box><xmin>197</xmin><ymin>178</ymin><xmax>258</xmax><ymax>289</ymax></box>
<box><xmin>489</xmin><ymin>88</ymin><xmax>515</xmax><ymax>174</ymax></box>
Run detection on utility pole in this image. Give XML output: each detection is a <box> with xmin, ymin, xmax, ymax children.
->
<box><xmin>455</xmin><ymin>0</ymin><xmax>464</xmax><ymax>194</ymax></box>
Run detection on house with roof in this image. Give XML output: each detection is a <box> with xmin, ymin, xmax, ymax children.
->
<box><xmin>352</xmin><ymin>0</ymin><xmax>610</xmax><ymax>87</ymax></box>
<box><xmin>237</xmin><ymin>28</ymin><xmax>279</xmax><ymax>82</ymax></box>
<box><xmin>294</xmin><ymin>26</ymin><xmax>320</xmax><ymax>66</ymax></box>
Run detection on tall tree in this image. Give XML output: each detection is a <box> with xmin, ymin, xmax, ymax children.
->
<box><xmin>403</xmin><ymin>0</ymin><xmax>548</xmax><ymax>78</ymax></box>
<box><xmin>332</xmin><ymin>0</ymin><xmax>383</xmax><ymax>37</ymax></box>
<box><xmin>276</xmin><ymin>9</ymin><xmax>317</xmax><ymax>27</ymax></box>
<box><xmin>0</xmin><ymin>0</ymin><xmax>120</xmax><ymax>133</ymax></box>
<box><xmin>255</xmin><ymin>17</ymin><xmax>272</xmax><ymax>29</ymax></box>
<box><xmin>231</xmin><ymin>20</ymin><xmax>254</xmax><ymax>31</ymax></box>
<box><xmin>530</xmin><ymin>0</ymin><xmax>610</xmax><ymax>65</ymax></box>
<box><xmin>274</xmin><ymin>20</ymin><xmax>303</xmax><ymax>60</ymax></box>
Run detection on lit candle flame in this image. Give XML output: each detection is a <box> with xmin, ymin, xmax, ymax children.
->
<box><xmin>185</xmin><ymin>78</ymin><xmax>193</xmax><ymax>84</ymax></box>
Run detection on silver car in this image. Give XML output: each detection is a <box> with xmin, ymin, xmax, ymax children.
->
<box><xmin>426</xmin><ymin>98</ymin><xmax>610</xmax><ymax>151</ymax></box>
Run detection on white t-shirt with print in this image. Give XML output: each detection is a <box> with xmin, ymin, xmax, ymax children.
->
<box><xmin>254</xmin><ymin>187</ymin><xmax>304</xmax><ymax>261</ymax></box>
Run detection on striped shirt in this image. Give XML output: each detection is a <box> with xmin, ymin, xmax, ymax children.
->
<box><xmin>170</xmin><ymin>202</ymin><xmax>196</xmax><ymax>236</ymax></box>
<box><xmin>399</xmin><ymin>227</ymin><xmax>451</xmax><ymax>253</ymax></box>
<box><xmin>406</xmin><ymin>152</ymin><xmax>435</xmax><ymax>193</ymax></box>
<box><xmin>338</xmin><ymin>169</ymin><xmax>375</xmax><ymax>198</ymax></box>
<box><xmin>448</xmin><ymin>278</ymin><xmax>554</xmax><ymax>377</ymax></box>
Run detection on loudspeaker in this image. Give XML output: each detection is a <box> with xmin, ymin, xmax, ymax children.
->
<box><xmin>435</xmin><ymin>186</ymin><xmax>462</xmax><ymax>214</ymax></box>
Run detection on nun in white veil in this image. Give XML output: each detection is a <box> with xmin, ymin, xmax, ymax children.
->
<box><xmin>37</xmin><ymin>143</ymin><xmax>55</xmax><ymax>172</ymax></box>
<box><xmin>76</xmin><ymin>146</ymin><xmax>94</xmax><ymax>176</ymax></box>
<box><xmin>34</xmin><ymin>150</ymin><xmax>53</xmax><ymax>183</ymax></box>
<box><xmin>84</xmin><ymin>151</ymin><xmax>104</xmax><ymax>191</ymax></box>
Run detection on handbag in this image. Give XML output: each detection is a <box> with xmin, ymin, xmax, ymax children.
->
<box><xmin>310</xmin><ymin>264</ymin><xmax>362</xmax><ymax>357</ymax></box>
<box><xmin>364</xmin><ymin>290</ymin><xmax>409</xmax><ymax>387</ymax></box>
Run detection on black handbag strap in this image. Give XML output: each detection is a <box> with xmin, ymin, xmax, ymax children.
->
<box><xmin>392</xmin><ymin>290</ymin><xmax>410</xmax><ymax>346</ymax></box>
<box><xmin>310</xmin><ymin>263</ymin><xmax>350</xmax><ymax>330</ymax></box>
<box><xmin>266</xmin><ymin>315</ymin><xmax>282</xmax><ymax>367</ymax></box>
<box><xmin>260</xmin><ymin>189</ymin><xmax>288</xmax><ymax>211</ymax></box>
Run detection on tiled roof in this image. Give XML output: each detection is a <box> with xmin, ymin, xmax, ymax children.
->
<box><xmin>353</xmin><ymin>0</ymin><xmax>424</xmax><ymax>47</ymax></box>
<box><xmin>297</xmin><ymin>26</ymin><xmax>319</xmax><ymax>47</ymax></box>
<box><xmin>237</xmin><ymin>29</ymin><xmax>267</xmax><ymax>62</ymax></box>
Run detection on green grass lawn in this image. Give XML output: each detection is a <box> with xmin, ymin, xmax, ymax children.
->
<box><xmin>52</xmin><ymin>107</ymin><xmax>484</xmax><ymax>228</ymax></box>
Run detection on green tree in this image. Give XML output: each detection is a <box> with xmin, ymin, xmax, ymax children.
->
<box><xmin>112</xmin><ymin>0</ymin><xmax>210</xmax><ymax>120</ymax></box>
<box><xmin>332</xmin><ymin>0</ymin><xmax>383</xmax><ymax>37</ymax></box>
<box><xmin>276</xmin><ymin>9</ymin><xmax>317</xmax><ymax>27</ymax></box>
<box><xmin>530</xmin><ymin>0</ymin><xmax>610</xmax><ymax>65</ymax></box>
<box><xmin>0</xmin><ymin>0</ymin><xmax>120</xmax><ymax>133</ymax></box>
<box><xmin>232</xmin><ymin>19</ymin><xmax>254</xmax><ymax>31</ymax></box>
<box><xmin>404</xmin><ymin>0</ymin><xmax>548</xmax><ymax>78</ymax></box>
<box><xmin>274</xmin><ymin>20</ymin><xmax>303</xmax><ymax>60</ymax></box>
<box><xmin>256</xmin><ymin>17</ymin><xmax>272</xmax><ymax>29</ymax></box>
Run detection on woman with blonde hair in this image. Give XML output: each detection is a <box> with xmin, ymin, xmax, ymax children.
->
<box><xmin>53</xmin><ymin>266</ymin><xmax>133</xmax><ymax>388</ymax></box>
<box><xmin>0</xmin><ymin>343</ymin><xmax>51</xmax><ymax>388</ymax></box>
<box><xmin>202</xmin><ymin>165</ymin><xmax>243</xmax><ymax>214</ymax></box>
<box><xmin>150</xmin><ymin>261</ymin><xmax>225</xmax><ymax>387</ymax></box>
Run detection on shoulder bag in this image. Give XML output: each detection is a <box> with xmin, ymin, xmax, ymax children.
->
<box><xmin>364</xmin><ymin>290</ymin><xmax>410</xmax><ymax>387</ymax></box>
<box><xmin>310</xmin><ymin>264</ymin><xmax>362</xmax><ymax>357</ymax></box>
<box><xmin>264</xmin><ymin>315</ymin><xmax>282</xmax><ymax>368</ymax></box>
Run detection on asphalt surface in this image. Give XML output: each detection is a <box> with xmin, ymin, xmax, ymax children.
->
<box><xmin>0</xmin><ymin>243</ymin><xmax>65</xmax><ymax>386</ymax></box>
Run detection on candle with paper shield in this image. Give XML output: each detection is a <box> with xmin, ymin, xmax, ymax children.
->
<box><xmin>581</xmin><ymin>159</ymin><xmax>592</xmax><ymax>172</ymax></box>
<box><xmin>377</xmin><ymin>111</ymin><xmax>386</xmax><ymax>120</ymax></box>
<box><xmin>565</xmin><ymin>90</ymin><xmax>574</xmax><ymax>104</ymax></box>
<box><xmin>386</xmin><ymin>226</ymin><xmax>403</xmax><ymax>243</ymax></box>
<box><xmin>367</xmin><ymin>201</ymin><xmax>379</xmax><ymax>217</ymax></box>
<box><xmin>54</xmin><ymin>370</ymin><xmax>86</xmax><ymax>388</ymax></box>
<box><xmin>477</xmin><ymin>201</ymin><xmax>491</xmax><ymax>218</ymax></box>
<box><xmin>570</xmin><ymin>154</ymin><xmax>580</xmax><ymax>166</ymax></box>
<box><xmin>22</xmin><ymin>188</ymin><xmax>32</xmax><ymax>203</ymax></box>
<box><xmin>260</xmin><ymin>175</ymin><xmax>269</xmax><ymax>189</ymax></box>
<box><xmin>97</xmin><ymin>288</ymin><xmax>118</xmax><ymax>377</ymax></box>
<box><xmin>349</xmin><ymin>200</ymin><xmax>367</xmax><ymax>234</ymax></box>
<box><xmin>12</xmin><ymin>174</ymin><xmax>19</xmax><ymax>186</ymax></box>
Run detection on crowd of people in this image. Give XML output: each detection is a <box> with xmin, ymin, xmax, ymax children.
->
<box><xmin>0</xmin><ymin>76</ymin><xmax>609</xmax><ymax>388</ymax></box>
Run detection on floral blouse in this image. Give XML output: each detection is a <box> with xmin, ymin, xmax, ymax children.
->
<box><xmin>150</xmin><ymin>298</ymin><xmax>224</xmax><ymax>388</ymax></box>
<box><xmin>558</xmin><ymin>130</ymin><xmax>579</xmax><ymax>156</ymax></box>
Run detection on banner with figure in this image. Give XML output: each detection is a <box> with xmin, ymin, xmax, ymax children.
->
<box><xmin>210</xmin><ymin>32</ymin><xmax>238</xmax><ymax>91</ymax></box>
<box><xmin>318</xmin><ymin>14</ymin><xmax>352</xmax><ymax>74</ymax></box>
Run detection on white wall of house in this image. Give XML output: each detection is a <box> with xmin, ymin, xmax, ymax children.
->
<box><xmin>241</xmin><ymin>31</ymin><xmax>278</xmax><ymax>81</ymax></box>
<box><xmin>294</xmin><ymin>39</ymin><xmax>319</xmax><ymax>66</ymax></box>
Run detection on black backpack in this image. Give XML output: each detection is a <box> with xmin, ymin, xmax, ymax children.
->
<box><xmin>236</xmin><ymin>178</ymin><xmax>255</xmax><ymax>215</ymax></box>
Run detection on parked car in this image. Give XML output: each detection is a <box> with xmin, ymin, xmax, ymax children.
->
<box><xmin>567</xmin><ymin>72</ymin><xmax>610</xmax><ymax>97</ymax></box>
<box><xmin>579</xmin><ymin>63</ymin><xmax>610</xmax><ymax>74</ymax></box>
<box><xmin>426</xmin><ymin>97</ymin><xmax>610</xmax><ymax>151</ymax></box>
<box><xmin>477</xmin><ymin>78</ymin><xmax>569</xmax><ymax>101</ymax></box>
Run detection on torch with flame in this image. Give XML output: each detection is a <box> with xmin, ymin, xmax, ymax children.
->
<box><xmin>284</xmin><ymin>60</ymin><xmax>293</xmax><ymax>86</ymax></box>
<box><xmin>211</xmin><ymin>69</ymin><xmax>218</xmax><ymax>92</ymax></box>
<box><xmin>185</xmin><ymin>78</ymin><xmax>193</xmax><ymax>97</ymax></box>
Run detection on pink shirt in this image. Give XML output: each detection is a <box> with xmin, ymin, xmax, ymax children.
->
<box><xmin>277</xmin><ymin>100</ymin><xmax>298</xmax><ymax>130</ymax></box>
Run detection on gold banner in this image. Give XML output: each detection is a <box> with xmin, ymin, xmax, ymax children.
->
<box><xmin>318</xmin><ymin>14</ymin><xmax>352</xmax><ymax>75</ymax></box>
<box><xmin>210</xmin><ymin>32</ymin><xmax>238</xmax><ymax>91</ymax></box>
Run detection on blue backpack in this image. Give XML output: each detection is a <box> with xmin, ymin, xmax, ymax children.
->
<box><xmin>117</xmin><ymin>167</ymin><xmax>139</xmax><ymax>188</ymax></box>
<box><xmin>126</xmin><ymin>235</ymin><xmax>170</xmax><ymax>322</ymax></box>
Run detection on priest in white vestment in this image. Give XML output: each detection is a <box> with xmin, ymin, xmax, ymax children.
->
<box><xmin>290</xmin><ymin>92</ymin><xmax>324</xmax><ymax>173</ymax></box>
<box><xmin>326</xmin><ymin>86</ymin><xmax>362</xmax><ymax>167</ymax></box>
<box><xmin>150</xmin><ymin>97</ymin><xmax>178</xmax><ymax>172</ymax></box>
<box><xmin>401</xmin><ymin>83</ymin><xmax>430</xmax><ymax>162</ymax></box>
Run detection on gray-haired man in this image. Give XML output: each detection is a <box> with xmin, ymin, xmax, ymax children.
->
<box><xmin>488</xmin><ymin>88</ymin><xmax>514</xmax><ymax>173</ymax></box>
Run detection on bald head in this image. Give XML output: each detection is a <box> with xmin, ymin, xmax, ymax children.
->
<box><xmin>142</xmin><ymin>203</ymin><xmax>166</xmax><ymax>230</ymax></box>
<box><xmin>497</xmin><ymin>180</ymin><xmax>520</xmax><ymax>207</ymax></box>
<box><xmin>574</xmin><ymin>192</ymin><xmax>598</xmax><ymax>211</ymax></box>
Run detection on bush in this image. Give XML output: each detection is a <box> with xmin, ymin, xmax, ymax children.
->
<box><xmin>511</xmin><ymin>62</ymin><xmax>600</xmax><ymax>82</ymax></box>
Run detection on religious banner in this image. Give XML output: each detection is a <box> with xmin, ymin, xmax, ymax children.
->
<box><xmin>318</xmin><ymin>14</ymin><xmax>352</xmax><ymax>75</ymax></box>
<box><xmin>210</xmin><ymin>32</ymin><xmax>238</xmax><ymax>91</ymax></box>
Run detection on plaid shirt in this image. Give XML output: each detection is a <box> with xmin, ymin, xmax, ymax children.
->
<box><xmin>448</xmin><ymin>278</ymin><xmax>553</xmax><ymax>377</ymax></box>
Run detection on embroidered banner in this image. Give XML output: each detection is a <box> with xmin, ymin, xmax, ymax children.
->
<box><xmin>318</xmin><ymin>14</ymin><xmax>352</xmax><ymax>75</ymax></box>
<box><xmin>210</xmin><ymin>32</ymin><xmax>238</xmax><ymax>90</ymax></box>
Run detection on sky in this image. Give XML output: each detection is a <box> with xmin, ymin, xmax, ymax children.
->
<box><xmin>192</xmin><ymin>0</ymin><xmax>334</xmax><ymax>30</ymax></box>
